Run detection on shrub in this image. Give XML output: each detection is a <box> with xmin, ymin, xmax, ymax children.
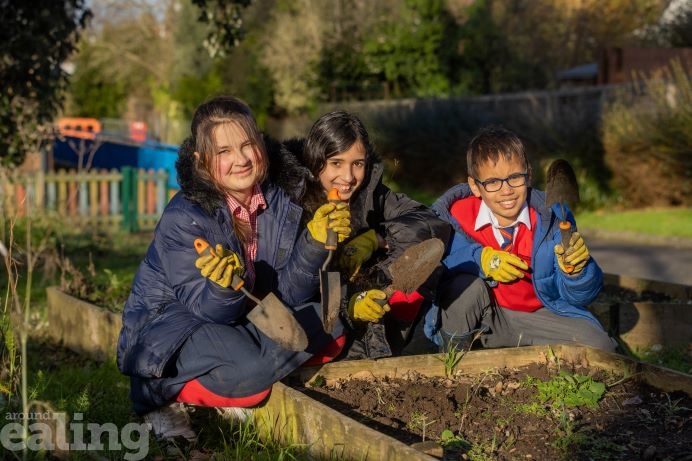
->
<box><xmin>602</xmin><ymin>60</ymin><xmax>692</xmax><ymax>208</ymax></box>
<box><xmin>339</xmin><ymin>90</ymin><xmax>612</xmax><ymax>207</ymax></box>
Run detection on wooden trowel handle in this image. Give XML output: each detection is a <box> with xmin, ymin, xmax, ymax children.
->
<box><xmin>230</xmin><ymin>274</ymin><xmax>245</xmax><ymax>292</ymax></box>
<box><xmin>558</xmin><ymin>221</ymin><xmax>574</xmax><ymax>274</ymax></box>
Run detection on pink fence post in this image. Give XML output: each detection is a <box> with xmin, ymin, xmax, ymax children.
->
<box><xmin>15</xmin><ymin>183</ymin><xmax>26</xmax><ymax>217</ymax></box>
<box><xmin>146</xmin><ymin>169</ymin><xmax>156</xmax><ymax>215</ymax></box>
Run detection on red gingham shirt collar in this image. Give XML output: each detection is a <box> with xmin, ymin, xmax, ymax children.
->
<box><xmin>225</xmin><ymin>185</ymin><xmax>266</xmax><ymax>285</ymax></box>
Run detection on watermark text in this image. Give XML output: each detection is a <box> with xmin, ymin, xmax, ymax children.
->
<box><xmin>2</xmin><ymin>412</ymin><xmax>149</xmax><ymax>461</ymax></box>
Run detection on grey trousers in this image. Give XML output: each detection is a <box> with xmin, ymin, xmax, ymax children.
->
<box><xmin>437</xmin><ymin>273</ymin><xmax>617</xmax><ymax>352</ymax></box>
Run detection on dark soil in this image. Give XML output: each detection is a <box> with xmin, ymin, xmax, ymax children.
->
<box><xmin>297</xmin><ymin>360</ymin><xmax>692</xmax><ymax>460</ymax></box>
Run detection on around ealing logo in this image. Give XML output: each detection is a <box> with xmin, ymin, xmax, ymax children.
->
<box><xmin>1</xmin><ymin>411</ymin><xmax>150</xmax><ymax>460</ymax></box>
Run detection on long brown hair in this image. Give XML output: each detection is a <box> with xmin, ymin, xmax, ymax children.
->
<box><xmin>190</xmin><ymin>96</ymin><xmax>269</xmax><ymax>243</ymax></box>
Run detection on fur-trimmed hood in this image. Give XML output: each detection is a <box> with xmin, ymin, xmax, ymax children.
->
<box><xmin>175</xmin><ymin>134</ymin><xmax>312</xmax><ymax>216</ymax></box>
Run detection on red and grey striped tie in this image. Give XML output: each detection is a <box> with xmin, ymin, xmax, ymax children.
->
<box><xmin>500</xmin><ymin>226</ymin><xmax>515</xmax><ymax>252</ymax></box>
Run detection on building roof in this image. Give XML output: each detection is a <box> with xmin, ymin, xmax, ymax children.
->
<box><xmin>557</xmin><ymin>62</ymin><xmax>598</xmax><ymax>81</ymax></box>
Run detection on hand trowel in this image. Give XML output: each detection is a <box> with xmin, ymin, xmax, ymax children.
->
<box><xmin>545</xmin><ymin>159</ymin><xmax>580</xmax><ymax>273</ymax></box>
<box><xmin>319</xmin><ymin>188</ymin><xmax>343</xmax><ymax>334</ymax></box>
<box><xmin>194</xmin><ymin>238</ymin><xmax>308</xmax><ymax>351</ymax></box>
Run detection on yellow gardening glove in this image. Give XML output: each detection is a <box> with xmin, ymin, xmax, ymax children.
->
<box><xmin>554</xmin><ymin>232</ymin><xmax>590</xmax><ymax>275</ymax></box>
<box><xmin>307</xmin><ymin>202</ymin><xmax>351</xmax><ymax>245</ymax></box>
<box><xmin>195</xmin><ymin>243</ymin><xmax>244</xmax><ymax>288</ymax></box>
<box><xmin>480</xmin><ymin>247</ymin><xmax>529</xmax><ymax>283</ymax></box>
<box><xmin>348</xmin><ymin>289</ymin><xmax>390</xmax><ymax>322</ymax></box>
<box><xmin>338</xmin><ymin>229</ymin><xmax>380</xmax><ymax>279</ymax></box>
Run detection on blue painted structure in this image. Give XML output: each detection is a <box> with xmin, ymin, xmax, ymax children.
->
<box><xmin>52</xmin><ymin>135</ymin><xmax>180</xmax><ymax>190</ymax></box>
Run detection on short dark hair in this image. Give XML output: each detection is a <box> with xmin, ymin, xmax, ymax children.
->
<box><xmin>466</xmin><ymin>125</ymin><xmax>531</xmax><ymax>180</ymax></box>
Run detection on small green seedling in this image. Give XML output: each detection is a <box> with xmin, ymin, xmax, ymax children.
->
<box><xmin>440</xmin><ymin>428</ymin><xmax>472</xmax><ymax>451</ymax></box>
<box><xmin>408</xmin><ymin>411</ymin><xmax>436</xmax><ymax>442</ymax></box>
<box><xmin>438</xmin><ymin>346</ymin><xmax>463</xmax><ymax>378</ymax></box>
<box><xmin>309</xmin><ymin>374</ymin><xmax>326</xmax><ymax>387</ymax></box>
<box><xmin>436</xmin><ymin>333</ymin><xmax>464</xmax><ymax>377</ymax></box>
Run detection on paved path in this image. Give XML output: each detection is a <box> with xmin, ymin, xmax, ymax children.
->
<box><xmin>585</xmin><ymin>234</ymin><xmax>692</xmax><ymax>287</ymax></box>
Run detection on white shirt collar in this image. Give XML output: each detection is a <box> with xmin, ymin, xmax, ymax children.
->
<box><xmin>475</xmin><ymin>200</ymin><xmax>531</xmax><ymax>246</ymax></box>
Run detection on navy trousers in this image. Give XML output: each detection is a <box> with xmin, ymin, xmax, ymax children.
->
<box><xmin>130</xmin><ymin>302</ymin><xmax>342</xmax><ymax>415</ymax></box>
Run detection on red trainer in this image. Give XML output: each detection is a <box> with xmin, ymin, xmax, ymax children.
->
<box><xmin>387</xmin><ymin>290</ymin><xmax>425</xmax><ymax>323</ymax></box>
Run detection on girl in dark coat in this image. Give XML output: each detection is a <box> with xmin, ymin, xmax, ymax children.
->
<box><xmin>297</xmin><ymin>111</ymin><xmax>452</xmax><ymax>358</ymax></box>
<box><xmin>116</xmin><ymin>96</ymin><xmax>350</xmax><ymax>444</ymax></box>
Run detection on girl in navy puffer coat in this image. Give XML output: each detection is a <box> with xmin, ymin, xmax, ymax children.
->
<box><xmin>117</xmin><ymin>96</ymin><xmax>349</xmax><ymax>443</ymax></box>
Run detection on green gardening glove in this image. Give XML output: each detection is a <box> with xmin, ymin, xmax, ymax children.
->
<box><xmin>195</xmin><ymin>243</ymin><xmax>245</xmax><ymax>288</ymax></box>
<box><xmin>347</xmin><ymin>289</ymin><xmax>390</xmax><ymax>322</ymax></box>
<box><xmin>338</xmin><ymin>229</ymin><xmax>380</xmax><ymax>279</ymax></box>
<box><xmin>480</xmin><ymin>246</ymin><xmax>529</xmax><ymax>283</ymax></box>
<box><xmin>307</xmin><ymin>202</ymin><xmax>351</xmax><ymax>245</ymax></box>
<box><xmin>554</xmin><ymin>232</ymin><xmax>590</xmax><ymax>275</ymax></box>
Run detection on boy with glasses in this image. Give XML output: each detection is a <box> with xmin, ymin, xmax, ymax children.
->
<box><xmin>424</xmin><ymin>125</ymin><xmax>616</xmax><ymax>352</ymax></box>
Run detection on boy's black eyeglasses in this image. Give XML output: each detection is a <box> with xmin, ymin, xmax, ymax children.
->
<box><xmin>474</xmin><ymin>172</ymin><xmax>528</xmax><ymax>192</ymax></box>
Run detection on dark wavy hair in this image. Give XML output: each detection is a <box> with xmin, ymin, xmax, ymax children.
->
<box><xmin>301</xmin><ymin>111</ymin><xmax>378</xmax><ymax>213</ymax></box>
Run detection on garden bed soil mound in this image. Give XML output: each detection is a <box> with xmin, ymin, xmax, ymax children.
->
<box><xmin>298</xmin><ymin>361</ymin><xmax>692</xmax><ymax>460</ymax></box>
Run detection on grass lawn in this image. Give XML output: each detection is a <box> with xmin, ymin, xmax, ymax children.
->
<box><xmin>575</xmin><ymin>207</ymin><xmax>692</xmax><ymax>239</ymax></box>
<box><xmin>388</xmin><ymin>179</ymin><xmax>692</xmax><ymax>241</ymax></box>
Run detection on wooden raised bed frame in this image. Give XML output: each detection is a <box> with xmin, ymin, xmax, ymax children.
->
<box><xmin>591</xmin><ymin>274</ymin><xmax>692</xmax><ymax>350</ymax></box>
<box><xmin>44</xmin><ymin>274</ymin><xmax>691</xmax><ymax>460</ymax></box>
<box><xmin>266</xmin><ymin>344</ymin><xmax>691</xmax><ymax>460</ymax></box>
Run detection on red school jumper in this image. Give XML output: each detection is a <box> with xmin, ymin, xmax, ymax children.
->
<box><xmin>450</xmin><ymin>196</ymin><xmax>542</xmax><ymax>312</ymax></box>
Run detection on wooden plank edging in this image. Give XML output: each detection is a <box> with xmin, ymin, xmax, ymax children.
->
<box><xmin>254</xmin><ymin>382</ymin><xmax>436</xmax><ymax>461</ymax></box>
<box><xmin>292</xmin><ymin>345</ymin><xmax>692</xmax><ymax>397</ymax></box>
<box><xmin>45</xmin><ymin>286</ymin><xmax>121</xmax><ymax>360</ymax></box>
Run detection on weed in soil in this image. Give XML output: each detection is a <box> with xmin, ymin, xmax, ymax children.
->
<box><xmin>298</xmin><ymin>360</ymin><xmax>692</xmax><ymax>460</ymax></box>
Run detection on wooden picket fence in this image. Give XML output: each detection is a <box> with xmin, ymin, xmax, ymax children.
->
<box><xmin>1</xmin><ymin>167</ymin><xmax>172</xmax><ymax>232</ymax></box>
